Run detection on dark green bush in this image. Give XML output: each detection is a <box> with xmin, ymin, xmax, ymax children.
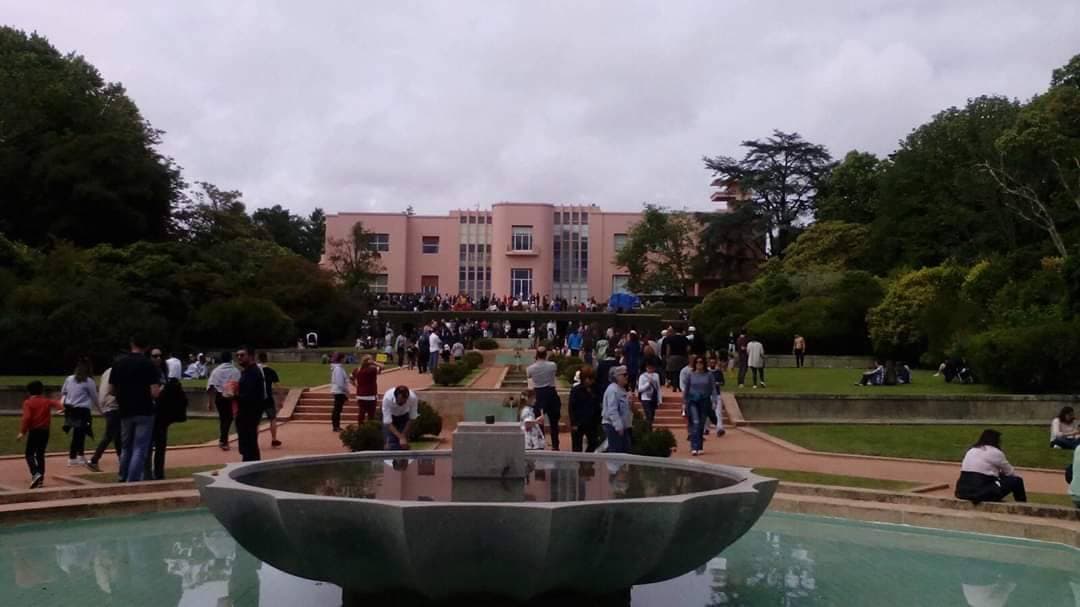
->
<box><xmin>432</xmin><ymin>362</ymin><xmax>470</xmax><ymax>386</ymax></box>
<box><xmin>473</xmin><ymin>337</ymin><xmax>498</xmax><ymax>350</ymax></box>
<box><xmin>550</xmin><ymin>354</ymin><xmax>586</xmax><ymax>384</ymax></box>
<box><xmin>961</xmin><ymin>321</ymin><xmax>1080</xmax><ymax>393</ymax></box>
<box><xmin>408</xmin><ymin>400</ymin><xmax>444</xmax><ymax>440</ymax></box>
<box><xmin>629</xmin><ymin>413</ymin><xmax>676</xmax><ymax>458</ymax></box>
<box><xmin>340</xmin><ymin>421</ymin><xmax>384</xmax><ymax>451</ymax></box>
<box><xmin>462</xmin><ymin>351</ymin><xmax>484</xmax><ymax>369</ymax></box>
<box><xmin>190</xmin><ymin>296</ymin><xmax>295</xmax><ymax>348</ymax></box>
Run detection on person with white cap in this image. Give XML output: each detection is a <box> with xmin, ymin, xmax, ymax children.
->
<box><xmin>601</xmin><ymin>365</ymin><xmax>632</xmax><ymax>453</ymax></box>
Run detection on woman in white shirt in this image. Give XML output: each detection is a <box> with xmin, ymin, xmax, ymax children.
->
<box><xmin>61</xmin><ymin>358</ymin><xmax>98</xmax><ymax>466</ymax></box>
<box><xmin>955</xmin><ymin>429</ymin><xmax>1027</xmax><ymax>504</ymax></box>
<box><xmin>1050</xmin><ymin>406</ymin><xmax>1080</xmax><ymax>450</ymax></box>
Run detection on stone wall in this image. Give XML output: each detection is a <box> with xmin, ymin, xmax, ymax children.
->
<box><xmin>737</xmin><ymin>393</ymin><xmax>1080</xmax><ymax>424</ymax></box>
<box><xmin>416</xmin><ymin>388</ymin><xmax>571</xmax><ymax>429</ymax></box>
<box><xmin>762</xmin><ymin>355</ymin><xmax>875</xmax><ymax>369</ymax></box>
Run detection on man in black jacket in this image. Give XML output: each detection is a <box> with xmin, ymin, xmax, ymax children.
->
<box><xmin>235</xmin><ymin>346</ymin><xmax>266</xmax><ymax>462</ymax></box>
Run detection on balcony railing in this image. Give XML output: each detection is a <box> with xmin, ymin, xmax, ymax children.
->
<box><xmin>506</xmin><ymin>244</ymin><xmax>541</xmax><ymax>256</ymax></box>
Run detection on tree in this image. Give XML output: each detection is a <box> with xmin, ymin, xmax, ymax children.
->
<box><xmin>0</xmin><ymin>27</ymin><xmax>183</xmax><ymax>247</ymax></box>
<box><xmin>781</xmin><ymin>221</ymin><xmax>871</xmax><ymax>273</ymax></box>
<box><xmin>325</xmin><ymin>221</ymin><xmax>384</xmax><ymax>292</ymax></box>
<box><xmin>704</xmin><ymin>130</ymin><xmax>833</xmax><ymax>256</ymax></box>
<box><xmin>694</xmin><ymin>203</ymin><xmax>767</xmax><ymax>286</ymax></box>
<box><xmin>252</xmin><ymin>204</ymin><xmax>325</xmax><ymax>262</ymax></box>
<box><xmin>1051</xmin><ymin>53</ymin><xmax>1080</xmax><ymax>88</ymax></box>
<box><xmin>615</xmin><ymin>204</ymin><xmax>699</xmax><ymax>295</ymax></box>
<box><xmin>173</xmin><ymin>181</ymin><xmax>263</xmax><ymax>246</ymax></box>
<box><xmin>304</xmin><ymin>208</ymin><xmax>326</xmax><ymax>261</ymax></box>
<box><xmin>982</xmin><ymin>57</ymin><xmax>1080</xmax><ymax>259</ymax></box>
<box><xmin>866</xmin><ymin>265</ymin><xmax>971</xmax><ymax>362</ymax></box>
<box><xmin>868</xmin><ymin>96</ymin><xmax>1027</xmax><ymax>271</ymax></box>
<box><xmin>816</xmin><ymin>150</ymin><xmax>883</xmax><ymax>224</ymax></box>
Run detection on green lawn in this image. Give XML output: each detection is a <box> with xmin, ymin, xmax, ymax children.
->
<box><xmin>77</xmin><ymin>463</ymin><xmax>224</xmax><ymax>483</ymax></box>
<box><xmin>0</xmin><ymin>361</ymin><xmax>399</xmax><ymax>390</ymax></box>
<box><xmin>726</xmin><ymin>368</ymin><xmax>999</xmax><ymax>396</ymax></box>
<box><xmin>752</xmin><ymin>467</ymin><xmax>921</xmax><ymax>491</ymax></box>
<box><xmin>761</xmin><ymin>424</ymin><xmax>1073</xmax><ymax>470</ymax></box>
<box><xmin>0</xmin><ymin>417</ymin><xmax>220</xmax><ymax>456</ymax></box>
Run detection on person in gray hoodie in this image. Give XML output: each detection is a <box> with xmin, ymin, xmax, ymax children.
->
<box><xmin>601</xmin><ymin>366</ymin><xmax>632</xmax><ymax>453</ymax></box>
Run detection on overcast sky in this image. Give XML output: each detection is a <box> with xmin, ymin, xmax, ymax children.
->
<box><xmin>4</xmin><ymin>1</ymin><xmax>1078</xmax><ymax>216</ymax></box>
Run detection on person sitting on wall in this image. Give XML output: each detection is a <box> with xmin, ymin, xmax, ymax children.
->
<box><xmin>955</xmin><ymin>429</ymin><xmax>1026</xmax><ymax>504</ymax></box>
<box><xmin>1050</xmin><ymin>406</ymin><xmax>1080</xmax><ymax>450</ymax></box>
<box><xmin>855</xmin><ymin>361</ymin><xmax>885</xmax><ymax>386</ymax></box>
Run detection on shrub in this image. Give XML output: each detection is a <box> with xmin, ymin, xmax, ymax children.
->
<box><xmin>961</xmin><ymin>321</ymin><xmax>1080</xmax><ymax>393</ymax></box>
<box><xmin>473</xmin><ymin>337</ymin><xmax>498</xmax><ymax>350</ymax></box>
<box><xmin>866</xmin><ymin>265</ymin><xmax>970</xmax><ymax>361</ymax></box>
<box><xmin>549</xmin><ymin>354</ymin><xmax>587</xmax><ymax>384</ymax></box>
<box><xmin>462</xmin><ymin>351</ymin><xmax>484</xmax><ymax>369</ymax></box>
<box><xmin>340</xmin><ymin>421</ymin><xmax>384</xmax><ymax>451</ymax></box>
<box><xmin>433</xmin><ymin>362</ymin><xmax>469</xmax><ymax>386</ymax></box>
<box><xmin>781</xmin><ymin>221</ymin><xmax>871</xmax><ymax>273</ymax></box>
<box><xmin>692</xmin><ymin>283</ymin><xmax>758</xmax><ymax>350</ymax></box>
<box><xmin>630</xmin><ymin>413</ymin><xmax>676</xmax><ymax>458</ymax></box>
<box><xmin>409</xmin><ymin>400</ymin><xmax>444</xmax><ymax>440</ymax></box>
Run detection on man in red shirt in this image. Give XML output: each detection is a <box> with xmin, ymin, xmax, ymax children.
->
<box><xmin>16</xmin><ymin>381</ymin><xmax>63</xmax><ymax>489</ymax></box>
<box><xmin>351</xmin><ymin>355</ymin><xmax>383</xmax><ymax>423</ymax></box>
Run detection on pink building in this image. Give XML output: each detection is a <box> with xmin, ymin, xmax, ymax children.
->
<box><xmin>323</xmin><ymin>203</ymin><xmax>642</xmax><ymax>300</ymax></box>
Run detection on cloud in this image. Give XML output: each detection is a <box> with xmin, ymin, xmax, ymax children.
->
<box><xmin>3</xmin><ymin>1</ymin><xmax>1077</xmax><ymax>216</ymax></box>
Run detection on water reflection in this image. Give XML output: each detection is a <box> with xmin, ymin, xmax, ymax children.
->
<box><xmin>236</xmin><ymin>457</ymin><xmax>735</xmax><ymax>502</ymax></box>
<box><xmin>1</xmin><ymin>511</ymin><xmax>1077</xmax><ymax>607</ymax></box>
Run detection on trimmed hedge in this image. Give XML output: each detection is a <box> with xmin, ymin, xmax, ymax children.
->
<box><xmin>549</xmin><ymin>354</ymin><xmax>587</xmax><ymax>385</ymax></box>
<box><xmin>462</xmin><ymin>351</ymin><xmax>484</xmax><ymax>368</ymax></box>
<box><xmin>961</xmin><ymin>321</ymin><xmax>1080</xmax><ymax>393</ymax></box>
<box><xmin>433</xmin><ymin>352</ymin><xmax>484</xmax><ymax>386</ymax></box>
<box><xmin>473</xmin><ymin>337</ymin><xmax>499</xmax><ymax>350</ymax></box>
<box><xmin>340</xmin><ymin>421</ymin><xmax>384</xmax><ymax>451</ymax></box>
<box><xmin>630</xmin><ymin>411</ymin><xmax>676</xmax><ymax>458</ymax></box>
<box><xmin>409</xmin><ymin>400</ymin><xmax>444</xmax><ymax>440</ymax></box>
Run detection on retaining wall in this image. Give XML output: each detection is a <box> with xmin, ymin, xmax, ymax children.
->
<box><xmin>416</xmin><ymin>388</ymin><xmax>571</xmax><ymax>429</ymax></box>
<box><xmin>737</xmin><ymin>393</ymin><xmax>1080</xmax><ymax>424</ymax></box>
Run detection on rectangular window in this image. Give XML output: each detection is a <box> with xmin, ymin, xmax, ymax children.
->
<box><xmin>613</xmin><ymin>233</ymin><xmax>628</xmax><ymax>253</ymax></box>
<box><xmin>486</xmin><ymin>216</ymin><xmax>492</xmax><ymax>224</ymax></box>
<box><xmin>422</xmin><ymin>236</ymin><xmax>439</xmax><ymax>254</ymax></box>
<box><xmin>369</xmin><ymin>274</ymin><xmax>388</xmax><ymax>293</ymax></box>
<box><xmin>612</xmin><ymin>275</ymin><xmax>630</xmax><ymax>294</ymax></box>
<box><xmin>459</xmin><ymin>244</ymin><xmax>467</xmax><ymax>261</ymax></box>
<box><xmin>460</xmin><ymin>216</ymin><xmax>467</xmax><ymax>224</ymax></box>
<box><xmin>368</xmin><ymin>233</ymin><xmax>390</xmax><ymax>252</ymax></box>
<box><xmin>580</xmin><ymin>212</ymin><xmax>588</xmax><ymax>225</ymax></box>
<box><xmin>571</xmin><ymin>211</ymin><xmax>579</xmax><ymax>225</ymax></box>
<box><xmin>511</xmin><ymin>225</ymin><xmax>533</xmax><ymax>251</ymax></box>
<box><xmin>468</xmin><ymin>216</ymin><xmax>476</xmax><ymax>224</ymax></box>
<box><xmin>510</xmin><ymin>268</ymin><xmax>533</xmax><ymax>299</ymax></box>
<box><xmin>554</xmin><ymin>212</ymin><xmax>561</xmax><ymax>225</ymax></box>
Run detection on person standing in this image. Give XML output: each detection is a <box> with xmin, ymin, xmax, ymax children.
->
<box><xmin>792</xmin><ymin>335</ymin><xmax>807</xmax><ymax>369</ymax></box>
<box><xmin>601</xmin><ymin>366</ymin><xmax>632</xmax><ymax>453</ymax></box>
<box><xmin>526</xmin><ymin>347</ymin><xmax>562</xmax><ymax>450</ymax></box>
<box><xmin>351</xmin><ymin>355</ymin><xmax>382</xmax><ymax>424</ymax></box>
<box><xmin>417</xmin><ymin>330</ymin><xmax>429</xmax><ymax>373</ymax></box>
<box><xmin>637</xmin><ymin>360</ymin><xmax>661</xmax><ymax>429</ymax></box>
<box><xmin>381</xmin><ymin>385</ymin><xmax>419</xmax><ymax>450</ymax></box>
<box><xmin>111</xmin><ymin>336</ymin><xmax>162</xmax><ymax>482</ymax></box>
<box><xmin>165</xmin><ymin>351</ymin><xmax>183</xmax><ymax>383</ymax></box>
<box><xmin>61</xmin><ymin>358</ymin><xmax>98</xmax><ymax>467</ymax></box>
<box><xmin>330</xmin><ymin>352</ymin><xmax>349</xmax><ymax>432</ymax></box>
<box><xmin>428</xmin><ymin>329</ymin><xmax>442</xmax><ymax>372</ymax></box>
<box><xmin>207</xmin><ymin>351</ymin><xmax>240</xmax><ymax>450</ymax></box>
<box><xmin>688</xmin><ymin>326</ymin><xmax>707</xmax><ymax>360</ymax></box>
<box><xmin>736</xmin><ymin>329</ymin><xmax>749</xmax><ymax>388</ymax></box>
<box><xmin>623</xmin><ymin>331</ymin><xmax>642</xmax><ymax>390</ymax></box>
<box><xmin>746</xmin><ymin>336</ymin><xmax>766</xmax><ymax>388</ymax></box>
<box><xmin>662</xmin><ymin>327</ymin><xmax>689</xmax><ymax>392</ymax></box>
<box><xmin>684</xmin><ymin>357</ymin><xmax>718</xmax><ymax>456</ymax></box>
<box><xmin>234</xmin><ymin>346</ymin><xmax>265</xmax><ymax>462</ymax></box>
<box><xmin>17</xmin><ymin>381</ymin><xmax>63</xmax><ymax>488</ymax></box>
<box><xmin>569</xmin><ymin>366</ymin><xmax>600</xmax><ymax>452</ymax></box>
<box><xmin>87</xmin><ymin>366</ymin><xmax>121</xmax><ymax>472</ymax></box>
<box><xmin>395</xmin><ymin>333</ymin><xmax>407</xmax><ymax>367</ymax></box>
<box><xmin>257</xmin><ymin>352</ymin><xmax>283</xmax><ymax>448</ymax></box>
<box><xmin>567</xmin><ymin>328</ymin><xmax>583</xmax><ymax>357</ymax></box>
<box><xmin>147</xmin><ymin>348</ymin><xmax>188</xmax><ymax>480</ymax></box>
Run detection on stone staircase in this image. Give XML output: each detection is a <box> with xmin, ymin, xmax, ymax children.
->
<box><xmin>650</xmin><ymin>392</ymin><xmax>729</xmax><ymax>431</ymax></box>
<box><xmin>499</xmin><ymin>365</ymin><xmax>528</xmax><ymax>390</ymax></box>
<box><xmin>292</xmin><ymin>391</ymin><xmax>356</xmax><ymax>422</ymax></box>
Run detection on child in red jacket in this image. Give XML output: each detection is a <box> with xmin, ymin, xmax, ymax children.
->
<box><xmin>16</xmin><ymin>381</ymin><xmax>63</xmax><ymax>489</ymax></box>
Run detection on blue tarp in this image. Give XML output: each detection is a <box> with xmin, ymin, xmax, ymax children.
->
<box><xmin>607</xmin><ymin>293</ymin><xmax>641</xmax><ymax>311</ymax></box>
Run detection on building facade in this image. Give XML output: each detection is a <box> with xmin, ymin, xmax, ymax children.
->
<box><xmin>323</xmin><ymin>195</ymin><xmax>756</xmax><ymax>300</ymax></box>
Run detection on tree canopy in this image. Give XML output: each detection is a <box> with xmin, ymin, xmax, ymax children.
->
<box><xmin>614</xmin><ymin>204</ymin><xmax>699</xmax><ymax>295</ymax></box>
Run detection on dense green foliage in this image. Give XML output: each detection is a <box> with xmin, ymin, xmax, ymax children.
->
<box><xmin>630</xmin><ymin>411</ymin><xmax>676</xmax><ymax>458</ymax></box>
<box><xmin>473</xmin><ymin>338</ymin><xmax>499</xmax><ymax>350</ymax></box>
<box><xmin>432</xmin><ymin>355</ymin><xmax>482</xmax><ymax>386</ymax></box>
<box><xmin>340</xmin><ymin>421</ymin><xmax>385</xmax><ymax>451</ymax></box>
<box><xmin>614</xmin><ymin>204</ymin><xmax>698</xmax><ymax>295</ymax></box>
<box><xmin>409</xmin><ymin>400</ymin><xmax>444</xmax><ymax>441</ymax></box>
<box><xmin>960</xmin><ymin>321</ymin><xmax>1080</xmax><ymax>393</ymax></box>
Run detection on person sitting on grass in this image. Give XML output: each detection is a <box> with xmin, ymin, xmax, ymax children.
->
<box><xmin>955</xmin><ymin>429</ymin><xmax>1027</xmax><ymax>504</ymax></box>
<box><xmin>855</xmin><ymin>361</ymin><xmax>885</xmax><ymax>386</ymax></box>
<box><xmin>1050</xmin><ymin>406</ymin><xmax>1080</xmax><ymax>450</ymax></box>
<box><xmin>896</xmin><ymin>362</ymin><xmax>912</xmax><ymax>385</ymax></box>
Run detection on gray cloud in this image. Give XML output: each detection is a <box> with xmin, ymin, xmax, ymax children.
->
<box><xmin>4</xmin><ymin>1</ymin><xmax>1077</xmax><ymax>215</ymax></box>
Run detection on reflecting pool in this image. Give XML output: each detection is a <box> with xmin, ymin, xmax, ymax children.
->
<box><xmin>1</xmin><ymin>509</ymin><xmax>1076</xmax><ymax>606</ymax></box>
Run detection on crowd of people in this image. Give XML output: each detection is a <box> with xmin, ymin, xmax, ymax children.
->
<box><xmin>17</xmin><ymin>338</ymin><xmax>283</xmax><ymax>489</ymax></box>
<box><xmin>367</xmin><ymin>292</ymin><xmax>609</xmax><ymax>313</ymax></box>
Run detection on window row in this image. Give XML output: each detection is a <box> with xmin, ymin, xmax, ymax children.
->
<box><xmin>553</xmin><ymin>211</ymin><xmax>589</xmax><ymax>225</ymax></box>
<box><xmin>459</xmin><ymin>215</ymin><xmax>493</xmax><ymax>224</ymax></box>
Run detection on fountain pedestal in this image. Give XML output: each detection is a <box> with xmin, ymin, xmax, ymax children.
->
<box><xmin>451</xmin><ymin>421</ymin><xmax>525</xmax><ymax>479</ymax></box>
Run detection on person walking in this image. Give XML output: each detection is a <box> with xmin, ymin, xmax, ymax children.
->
<box><xmin>623</xmin><ymin>331</ymin><xmax>642</xmax><ymax>390</ymax></box>
<box><xmin>87</xmin><ymin>365</ymin><xmax>121</xmax><ymax>472</ymax></box>
<box><xmin>330</xmin><ymin>352</ymin><xmax>349</xmax><ymax>432</ymax></box>
<box><xmin>111</xmin><ymin>336</ymin><xmax>162</xmax><ymax>482</ymax></box>
<box><xmin>684</xmin><ymin>356</ymin><xmax>718</xmax><ymax>456</ymax></box>
<box><xmin>526</xmin><ymin>347</ymin><xmax>562</xmax><ymax>450</ymax></box>
<box><xmin>662</xmin><ymin>327</ymin><xmax>689</xmax><ymax>392</ymax></box>
<box><xmin>257</xmin><ymin>352</ymin><xmax>282</xmax><ymax>448</ymax></box>
<box><xmin>601</xmin><ymin>366</ymin><xmax>632</xmax><ymax>453</ymax></box>
<box><xmin>351</xmin><ymin>355</ymin><xmax>382</xmax><ymax>424</ymax></box>
<box><xmin>792</xmin><ymin>335</ymin><xmax>807</xmax><ymax>369</ymax></box>
<box><xmin>17</xmin><ymin>381</ymin><xmax>63</xmax><ymax>488</ymax></box>
<box><xmin>746</xmin><ymin>336</ymin><xmax>766</xmax><ymax>388</ymax></box>
<box><xmin>736</xmin><ymin>329</ymin><xmax>749</xmax><ymax>387</ymax></box>
<box><xmin>381</xmin><ymin>385</ymin><xmax>419</xmax><ymax>450</ymax></box>
<box><xmin>207</xmin><ymin>351</ymin><xmax>240</xmax><ymax>450</ymax></box>
<box><xmin>955</xmin><ymin>429</ymin><xmax>1027</xmax><ymax>504</ymax></box>
<box><xmin>637</xmin><ymin>360</ymin><xmax>661</xmax><ymax>429</ymax></box>
<box><xmin>61</xmin><ymin>358</ymin><xmax>98</xmax><ymax>467</ymax></box>
<box><xmin>147</xmin><ymin>347</ymin><xmax>188</xmax><ymax>480</ymax></box>
<box><xmin>234</xmin><ymin>346</ymin><xmax>265</xmax><ymax>462</ymax></box>
<box><xmin>569</xmin><ymin>366</ymin><xmax>600</xmax><ymax>452</ymax></box>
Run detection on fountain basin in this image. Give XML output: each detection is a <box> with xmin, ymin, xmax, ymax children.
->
<box><xmin>196</xmin><ymin>451</ymin><xmax>776</xmax><ymax>601</ymax></box>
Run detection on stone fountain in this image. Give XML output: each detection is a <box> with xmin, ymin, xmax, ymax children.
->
<box><xmin>196</xmin><ymin>421</ymin><xmax>776</xmax><ymax>605</ymax></box>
